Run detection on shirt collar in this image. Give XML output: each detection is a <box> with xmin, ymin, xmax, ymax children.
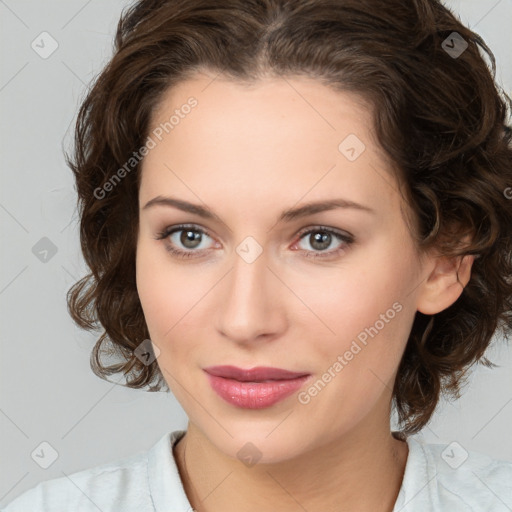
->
<box><xmin>393</xmin><ymin>436</ymin><xmax>436</xmax><ymax>511</ymax></box>
<box><xmin>147</xmin><ymin>429</ymin><xmax>191</xmax><ymax>512</ymax></box>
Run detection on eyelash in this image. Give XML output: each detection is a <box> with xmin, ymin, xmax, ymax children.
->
<box><xmin>153</xmin><ymin>224</ymin><xmax>354</xmax><ymax>260</ymax></box>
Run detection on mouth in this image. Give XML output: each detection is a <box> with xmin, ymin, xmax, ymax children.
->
<box><xmin>203</xmin><ymin>366</ymin><xmax>312</xmax><ymax>409</ymax></box>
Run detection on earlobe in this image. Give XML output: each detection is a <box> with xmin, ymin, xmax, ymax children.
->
<box><xmin>416</xmin><ymin>253</ymin><xmax>475</xmax><ymax>316</ymax></box>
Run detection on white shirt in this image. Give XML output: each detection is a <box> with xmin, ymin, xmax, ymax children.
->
<box><xmin>2</xmin><ymin>429</ymin><xmax>512</xmax><ymax>511</ymax></box>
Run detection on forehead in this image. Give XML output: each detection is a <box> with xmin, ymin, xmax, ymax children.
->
<box><xmin>140</xmin><ymin>73</ymin><xmax>400</xmax><ymax>215</ymax></box>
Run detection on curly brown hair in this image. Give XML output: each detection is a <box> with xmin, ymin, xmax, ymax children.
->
<box><xmin>65</xmin><ymin>0</ymin><xmax>512</xmax><ymax>436</ymax></box>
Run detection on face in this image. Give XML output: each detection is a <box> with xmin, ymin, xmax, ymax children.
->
<box><xmin>136</xmin><ymin>72</ymin><xmax>426</xmax><ymax>463</ymax></box>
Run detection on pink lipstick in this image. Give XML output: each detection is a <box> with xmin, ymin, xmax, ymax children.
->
<box><xmin>203</xmin><ymin>365</ymin><xmax>311</xmax><ymax>409</ymax></box>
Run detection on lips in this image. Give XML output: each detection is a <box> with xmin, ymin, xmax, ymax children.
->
<box><xmin>203</xmin><ymin>365</ymin><xmax>310</xmax><ymax>382</ymax></box>
<box><xmin>203</xmin><ymin>365</ymin><xmax>312</xmax><ymax>409</ymax></box>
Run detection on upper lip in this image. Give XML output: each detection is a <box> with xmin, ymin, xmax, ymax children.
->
<box><xmin>203</xmin><ymin>365</ymin><xmax>310</xmax><ymax>382</ymax></box>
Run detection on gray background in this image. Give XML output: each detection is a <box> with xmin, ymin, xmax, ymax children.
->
<box><xmin>1</xmin><ymin>0</ymin><xmax>511</xmax><ymax>505</ymax></box>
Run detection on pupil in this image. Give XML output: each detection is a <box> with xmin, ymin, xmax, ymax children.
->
<box><xmin>311</xmin><ymin>231</ymin><xmax>331</xmax><ymax>251</ymax></box>
<box><xmin>181</xmin><ymin>230</ymin><xmax>201</xmax><ymax>249</ymax></box>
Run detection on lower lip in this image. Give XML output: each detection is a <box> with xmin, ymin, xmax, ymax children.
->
<box><xmin>205</xmin><ymin>373</ymin><xmax>311</xmax><ymax>409</ymax></box>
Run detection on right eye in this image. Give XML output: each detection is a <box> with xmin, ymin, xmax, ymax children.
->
<box><xmin>154</xmin><ymin>224</ymin><xmax>218</xmax><ymax>259</ymax></box>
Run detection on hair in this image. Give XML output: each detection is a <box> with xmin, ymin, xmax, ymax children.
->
<box><xmin>65</xmin><ymin>0</ymin><xmax>512</xmax><ymax>436</ymax></box>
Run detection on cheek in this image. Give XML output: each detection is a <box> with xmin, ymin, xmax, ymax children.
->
<box><xmin>314</xmin><ymin>296</ymin><xmax>407</xmax><ymax>388</ymax></box>
<box><xmin>299</xmin><ymin>252</ymin><xmax>414</xmax><ymax>380</ymax></box>
<box><xmin>135</xmin><ymin>242</ymin><xmax>213</xmax><ymax>350</ymax></box>
<box><xmin>295</xmin><ymin>266</ymin><xmax>400</xmax><ymax>341</ymax></box>
<box><xmin>298</xmin><ymin>286</ymin><xmax>412</xmax><ymax>426</ymax></box>
<box><xmin>136</xmin><ymin>243</ymin><xmax>182</xmax><ymax>335</ymax></box>
<box><xmin>135</xmin><ymin>248</ymin><xmax>195</xmax><ymax>388</ymax></box>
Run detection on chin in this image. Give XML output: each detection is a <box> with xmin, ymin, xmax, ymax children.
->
<box><xmin>204</xmin><ymin>423</ymin><xmax>308</xmax><ymax>465</ymax></box>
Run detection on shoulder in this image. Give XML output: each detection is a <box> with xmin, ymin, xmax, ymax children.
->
<box><xmin>396</xmin><ymin>436</ymin><xmax>512</xmax><ymax>511</ymax></box>
<box><xmin>1</xmin><ymin>447</ymin><xmax>151</xmax><ymax>512</ymax></box>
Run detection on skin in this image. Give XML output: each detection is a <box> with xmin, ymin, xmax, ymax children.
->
<box><xmin>136</xmin><ymin>72</ymin><xmax>474</xmax><ymax>512</ymax></box>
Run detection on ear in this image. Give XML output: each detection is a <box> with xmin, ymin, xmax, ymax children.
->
<box><xmin>416</xmin><ymin>242</ymin><xmax>475</xmax><ymax>316</ymax></box>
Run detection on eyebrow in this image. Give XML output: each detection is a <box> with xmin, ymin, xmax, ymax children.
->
<box><xmin>142</xmin><ymin>196</ymin><xmax>375</xmax><ymax>222</ymax></box>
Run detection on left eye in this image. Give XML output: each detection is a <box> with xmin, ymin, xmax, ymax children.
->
<box><xmin>293</xmin><ymin>227</ymin><xmax>353</xmax><ymax>258</ymax></box>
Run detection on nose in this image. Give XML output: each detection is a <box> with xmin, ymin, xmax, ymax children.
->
<box><xmin>215</xmin><ymin>244</ymin><xmax>287</xmax><ymax>345</ymax></box>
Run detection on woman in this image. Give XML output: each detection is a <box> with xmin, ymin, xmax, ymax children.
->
<box><xmin>3</xmin><ymin>0</ymin><xmax>512</xmax><ymax>510</ymax></box>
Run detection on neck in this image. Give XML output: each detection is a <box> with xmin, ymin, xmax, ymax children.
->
<box><xmin>173</xmin><ymin>418</ymin><xmax>409</xmax><ymax>512</ymax></box>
